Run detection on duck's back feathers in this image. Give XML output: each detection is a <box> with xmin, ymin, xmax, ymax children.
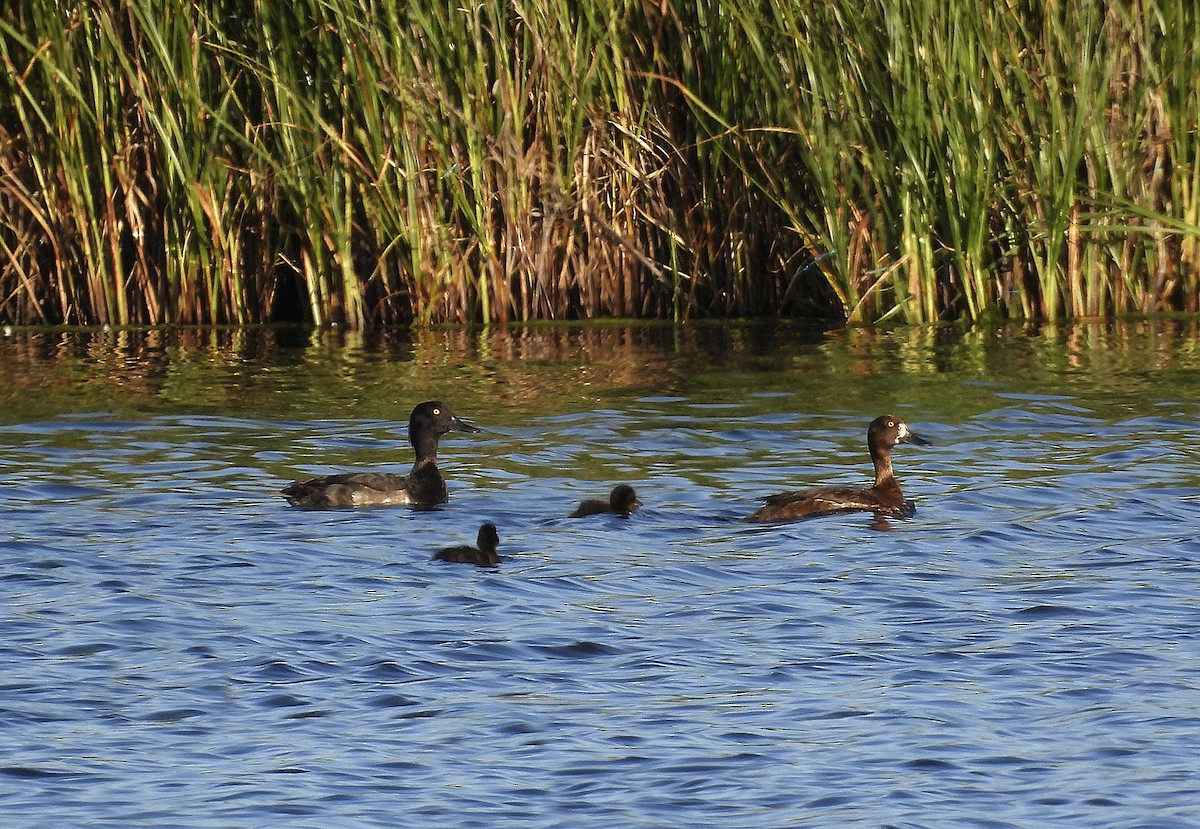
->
<box><xmin>281</xmin><ymin>460</ymin><xmax>454</xmax><ymax>508</ymax></box>
<box><xmin>568</xmin><ymin>498</ymin><xmax>611</xmax><ymax>518</ymax></box>
<box><xmin>748</xmin><ymin>484</ymin><xmax>914</xmax><ymax>522</ymax></box>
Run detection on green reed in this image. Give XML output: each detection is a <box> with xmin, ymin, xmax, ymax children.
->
<box><xmin>0</xmin><ymin>0</ymin><xmax>1196</xmax><ymax>326</ymax></box>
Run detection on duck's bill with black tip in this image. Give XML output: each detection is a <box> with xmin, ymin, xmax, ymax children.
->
<box><xmin>897</xmin><ymin>422</ymin><xmax>931</xmax><ymax>447</ymax></box>
<box><xmin>448</xmin><ymin>413</ymin><xmax>481</xmax><ymax>433</ymax></box>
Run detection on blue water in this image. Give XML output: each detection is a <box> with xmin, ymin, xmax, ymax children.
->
<box><xmin>2</xmin><ymin>324</ymin><xmax>1200</xmax><ymax>827</ymax></box>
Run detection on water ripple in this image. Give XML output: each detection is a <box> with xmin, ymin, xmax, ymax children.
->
<box><xmin>2</xmin><ymin>387</ymin><xmax>1200</xmax><ymax>827</ymax></box>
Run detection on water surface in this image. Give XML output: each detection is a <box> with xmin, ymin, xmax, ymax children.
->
<box><xmin>2</xmin><ymin>321</ymin><xmax>1199</xmax><ymax>828</ymax></box>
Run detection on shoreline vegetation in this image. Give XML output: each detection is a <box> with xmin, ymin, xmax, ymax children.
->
<box><xmin>1</xmin><ymin>1</ymin><xmax>1197</xmax><ymax>328</ymax></box>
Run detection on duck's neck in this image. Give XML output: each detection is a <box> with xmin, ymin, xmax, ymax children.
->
<box><xmin>411</xmin><ymin>434</ymin><xmax>440</xmax><ymax>467</ymax></box>
<box><xmin>871</xmin><ymin>446</ymin><xmax>899</xmax><ymax>492</ymax></box>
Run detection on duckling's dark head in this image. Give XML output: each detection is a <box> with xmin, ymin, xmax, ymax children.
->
<box><xmin>610</xmin><ymin>484</ymin><xmax>642</xmax><ymax>516</ymax></box>
<box><xmin>410</xmin><ymin>401</ymin><xmax>480</xmax><ymax>442</ymax></box>
<box><xmin>869</xmin><ymin>414</ymin><xmax>932</xmax><ymax>453</ymax></box>
<box><xmin>477</xmin><ymin>521</ymin><xmax>500</xmax><ymax>551</ymax></box>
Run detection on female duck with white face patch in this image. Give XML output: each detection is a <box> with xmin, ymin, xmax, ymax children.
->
<box><xmin>746</xmin><ymin>415</ymin><xmax>931</xmax><ymax>522</ymax></box>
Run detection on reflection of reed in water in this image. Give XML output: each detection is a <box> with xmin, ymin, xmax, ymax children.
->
<box><xmin>2</xmin><ymin>320</ymin><xmax>1200</xmax><ymax>424</ymax></box>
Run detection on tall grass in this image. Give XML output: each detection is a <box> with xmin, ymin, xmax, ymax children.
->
<box><xmin>0</xmin><ymin>0</ymin><xmax>1197</xmax><ymax>326</ymax></box>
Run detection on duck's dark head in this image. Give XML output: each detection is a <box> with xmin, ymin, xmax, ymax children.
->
<box><xmin>869</xmin><ymin>414</ymin><xmax>932</xmax><ymax>454</ymax></box>
<box><xmin>410</xmin><ymin>401</ymin><xmax>480</xmax><ymax>441</ymax></box>
<box><xmin>610</xmin><ymin>484</ymin><xmax>642</xmax><ymax>516</ymax></box>
<box><xmin>477</xmin><ymin>521</ymin><xmax>500</xmax><ymax>551</ymax></box>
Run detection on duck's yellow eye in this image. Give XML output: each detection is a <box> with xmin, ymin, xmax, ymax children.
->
<box><xmin>887</xmin><ymin>420</ymin><xmax>895</xmax><ymax>427</ymax></box>
<box><xmin>432</xmin><ymin>408</ymin><xmax>441</xmax><ymax>415</ymax></box>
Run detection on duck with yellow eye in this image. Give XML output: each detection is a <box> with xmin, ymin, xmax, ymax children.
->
<box><xmin>280</xmin><ymin>401</ymin><xmax>480</xmax><ymax>508</ymax></box>
<box><xmin>746</xmin><ymin>414</ymin><xmax>932</xmax><ymax>522</ymax></box>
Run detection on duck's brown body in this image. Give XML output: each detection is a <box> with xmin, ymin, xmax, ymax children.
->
<box><xmin>747</xmin><ymin>415</ymin><xmax>930</xmax><ymax>522</ymax></box>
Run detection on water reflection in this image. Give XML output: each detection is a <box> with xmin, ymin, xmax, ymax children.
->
<box><xmin>1</xmin><ymin>319</ymin><xmax>1199</xmax><ymax>425</ymax></box>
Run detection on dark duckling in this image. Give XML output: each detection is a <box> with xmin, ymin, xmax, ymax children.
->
<box><xmin>568</xmin><ymin>484</ymin><xmax>642</xmax><ymax>518</ymax></box>
<box><xmin>280</xmin><ymin>401</ymin><xmax>479</xmax><ymax>508</ymax></box>
<box><xmin>746</xmin><ymin>414</ymin><xmax>931</xmax><ymax>522</ymax></box>
<box><xmin>434</xmin><ymin>522</ymin><xmax>500</xmax><ymax>567</ymax></box>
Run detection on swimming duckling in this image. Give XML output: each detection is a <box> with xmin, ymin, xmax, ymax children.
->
<box><xmin>433</xmin><ymin>522</ymin><xmax>501</xmax><ymax>567</ymax></box>
<box><xmin>281</xmin><ymin>401</ymin><xmax>479</xmax><ymax>508</ymax></box>
<box><xmin>747</xmin><ymin>414</ymin><xmax>931</xmax><ymax>522</ymax></box>
<box><xmin>568</xmin><ymin>484</ymin><xmax>642</xmax><ymax>518</ymax></box>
